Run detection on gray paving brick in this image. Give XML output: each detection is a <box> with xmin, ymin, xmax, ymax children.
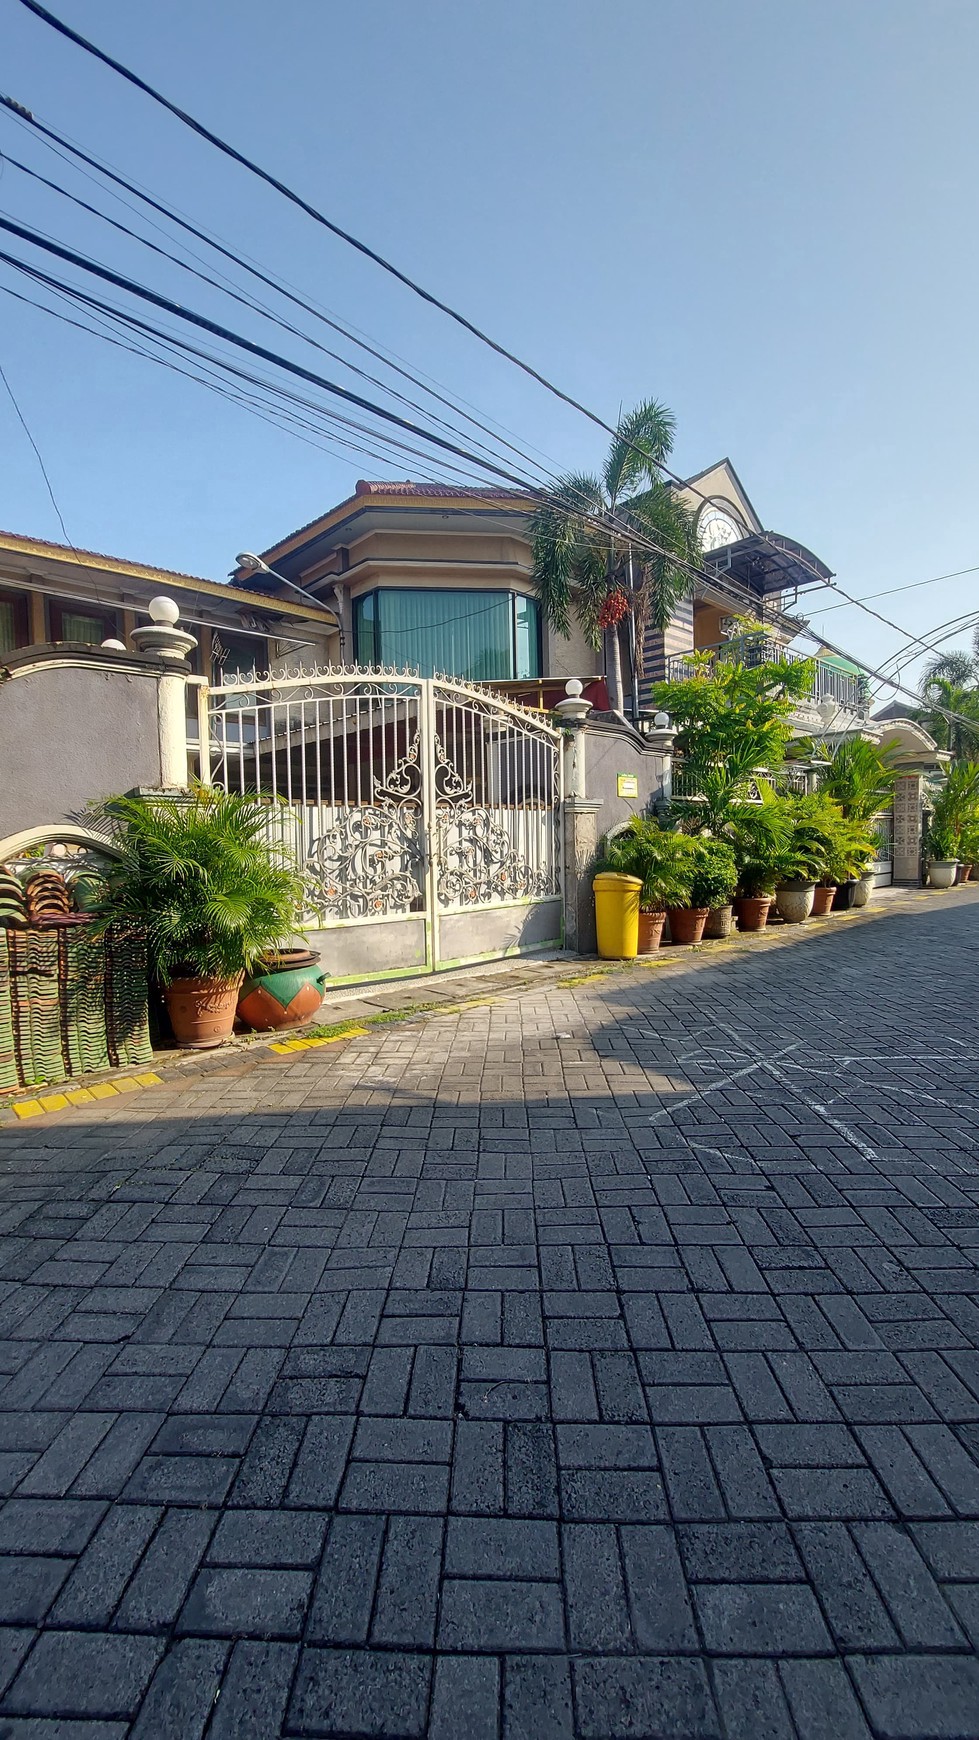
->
<box><xmin>129</xmin><ymin>1637</ymin><xmax>227</xmax><ymax>1739</ymax></box>
<box><xmin>693</xmin><ymin>1582</ymin><xmax>833</xmax><ymax>1654</ymax></box>
<box><xmin>439</xmin><ymin>1576</ymin><xmax>565</xmax><ymax>1651</ymax></box>
<box><xmin>51</xmin><ymin>1505</ymin><xmax>160</xmax><ymax>1626</ymax></box>
<box><xmin>5</xmin><ymin>1630</ymin><xmax>164</xmax><ymax>1718</ymax></box>
<box><xmin>178</xmin><ymin>1565</ymin><xmax>311</xmax><ymax>1638</ymax></box>
<box><xmin>371</xmin><ymin>1513</ymin><xmax>443</xmax><ymax>1647</ymax></box>
<box><xmin>849</xmin><ymin>1653</ymin><xmax>979</xmax><ymax>1739</ymax></box>
<box><xmin>114</xmin><ymin>1508</ymin><xmax>215</xmax><ymax>1631</ymax></box>
<box><xmin>445</xmin><ymin>1515</ymin><xmax>559</xmax><ymax>1579</ymax></box>
<box><xmin>306</xmin><ymin>1511</ymin><xmax>384</xmax><ymax>1644</ymax></box>
<box><xmin>0</xmin><ymin>1497</ymin><xmax>105</xmax><ymax>1555</ymax></box>
<box><xmin>289</xmin><ymin>1646</ymin><xmax>431</xmax><ymax>1738</ymax></box>
<box><xmin>0</xmin><ymin>1553</ymin><xmax>71</xmax><ymax>1623</ymax></box>
<box><xmin>563</xmin><ymin>1522</ymin><xmax>632</xmax><ymax>1649</ymax></box>
<box><xmin>573</xmin><ymin>1657</ymin><xmax>718</xmax><ymax>1739</ymax></box>
<box><xmin>208</xmin><ymin>1506</ymin><xmax>327</xmax><ymax>1567</ymax></box>
<box><xmin>852</xmin><ymin>1520</ymin><xmax>967</xmax><ymax>1646</ymax></box>
<box><xmin>678</xmin><ymin>1521</ymin><xmax>804</xmax><ymax>1582</ymax></box>
<box><xmin>206</xmin><ymin>1640</ymin><xmax>298</xmax><ymax>1740</ymax></box>
<box><xmin>621</xmin><ymin>1524</ymin><xmax>698</xmax><ymax>1650</ymax></box>
<box><xmin>712</xmin><ymin>1659</ymin><xmax>795</xmax><ymax>1739</ymax></box>
<box><xmin>778</xmin><ymin>1658</ymin><xmax>873</xmax><ymax>1739</ymax></box>
<box><xmin>794</xmin><ymin>1522</ymin><xmax>900</xmax><ymax>1648</ymax></box>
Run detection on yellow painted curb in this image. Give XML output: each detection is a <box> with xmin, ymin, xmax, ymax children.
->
<box><xmin>269</xmin><ymin>1025</ymin><xmax>368</xmax><ymax>1055</ymax></box>
<box><xmin>4</xmin><ymin>1066</ymin><xmax>170</xmax><ymax>1123</ymax></box>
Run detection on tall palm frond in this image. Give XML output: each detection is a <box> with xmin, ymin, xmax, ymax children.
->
<box><xmin>531</xmin><ymin>398</ymin><xmax>699</xmax><ymax>682</ymax></box>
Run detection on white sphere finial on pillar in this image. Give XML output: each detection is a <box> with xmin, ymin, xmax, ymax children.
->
<box><xmin>148</xmin><ymin>595</ymin><xmax>180</xmax><ymax>625</ymax></box>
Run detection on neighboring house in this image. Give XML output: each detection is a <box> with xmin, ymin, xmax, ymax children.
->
<box><xmin>237</xmin><ymin>462</ymin><xmax>857</xmax><ymax>729</ymax></box>
<box><xmin>0</xmin><ymin>529</ymin><xmax>340</xmax><ymax>682</ymax></box>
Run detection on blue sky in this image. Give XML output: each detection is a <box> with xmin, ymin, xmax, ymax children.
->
<box><xmin>2</xmin><ymin>0</ymin><xmax>978</xmax><ymax>699</ymax></box>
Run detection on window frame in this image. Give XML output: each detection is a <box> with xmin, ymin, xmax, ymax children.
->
<box><xmin>353</xmin><ymin>587</ymin><xmax>541</xmax><ymax>681</ymax></box>
<box><xmin>48</xmin><ymin>600</ymin><xmax>120</xmax><ymax>646</ymax></box>
<box><xmin>0</xmin><ymin>587</ymin><xmax>30</xmax><ymax>656</ymax></box>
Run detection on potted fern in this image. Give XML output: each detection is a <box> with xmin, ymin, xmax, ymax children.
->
<box><xmin>91</xmin><ymin>789</ymin><xmax>306</xmax><ymax>1048</ymax></box>
<box><xmin>597</xmin><ymin>821</ymin><xmax>693</xmax><ymax>952</ymax></box>
<box><xmin>724</xmin><ymin>801</ymin><xmax>791</xmax><ymax>931</ymax></box>
<box><xmin>667</xmin><ymin>838</ymin><xmax>738</xmax><ymax>946</ymax></box>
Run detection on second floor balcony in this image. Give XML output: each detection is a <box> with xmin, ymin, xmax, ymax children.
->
<box><xmin>665</xmin><ymin>635</ymin><xmax>870</xmax><ymax>723</ymax></box>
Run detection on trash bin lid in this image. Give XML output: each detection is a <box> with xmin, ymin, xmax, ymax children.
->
<box><xmin>592</xmin><ymin>872</ymin><xmax>643</xmax><ymax>889</ymax></box>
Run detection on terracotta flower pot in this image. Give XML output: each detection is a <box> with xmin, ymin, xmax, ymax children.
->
<box><xmin>775</xmin><ymin>881</ymin><xmax>815</xmax><ymax>924</ymax></box>
<box><xmin>238</xmin><ymin>951</ymin><xmax>329</xmax><ymax>1032</ymax></box>
<box><xmin>811</xmin><ymin>885</ymin><xmax>837</xmax><ymax>916</ymax></box>
<box><xmin>666</xmin><ymin>906</ymin><xmax>709</xmax><ymax>946</ymax></box>
<box><xmin>637</xmin><ymin>910</ymin><xmax>667</xmax><ymax>953</ymax></box>
<box><xmin>957</xmin><ymin>863</ymin><xmax>973</xmax><ymax>884</ymax></box>
<box><xmin>703</xmin><ymin>904</ymin><xmax>734</xmax><ymax>939</ymax></box>
<box><xmin>733</xmin><ymin>894</ymin><xmax>772</xmax><ymax>932</ymax></box>
<box><xmin>164</xmin><ymin>976</ymin><xmax>243</xmax><ymax>1049</ymax></box>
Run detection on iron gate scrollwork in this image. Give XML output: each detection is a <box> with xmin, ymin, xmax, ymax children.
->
<box><xmin>202</xmin><ymin>666</ymin><xmax>563</xmax><ymax>969</ymax></box>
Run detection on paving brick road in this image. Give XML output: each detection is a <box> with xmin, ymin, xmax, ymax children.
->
<box><xmin>1</xmin><ymin>891</ymin><xmax>979</xmax><ymax>1737</ymax></box>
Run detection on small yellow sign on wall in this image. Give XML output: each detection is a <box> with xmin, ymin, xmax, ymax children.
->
<box><xmin>617</xmin><ymin>773</ymin><xmax>639</xmax><ymax>799</ymax></box>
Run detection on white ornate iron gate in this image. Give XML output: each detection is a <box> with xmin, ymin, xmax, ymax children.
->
<box><xmin>199</xmin><ymin>667</ymin><xmax>564</xmax><ymax>981</ymax></box>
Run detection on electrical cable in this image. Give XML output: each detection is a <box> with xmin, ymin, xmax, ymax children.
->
<box><xmin>0</xmin><ymin>352</ymin><xmax>71</xmax><ymax>544</ymax></box>
<box><xmin>6</xmin><ymin>11</ymin><xmax>963</xmax><ymax>665</ymax></box>
<box><xmin>0</xmin><ymin>93</ymin><xmax>559</xmax><ymax>484</ymax></box>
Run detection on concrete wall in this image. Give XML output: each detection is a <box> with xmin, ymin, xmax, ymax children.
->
<box><xmin>0</xmin><ymin>654</ymin><xmax>162</xmax><ymax>841</ymax></box>
<box><xmin>583</xmin><ymin>720</ymin><xmax>670</xmax><ymax>841</ymax></box>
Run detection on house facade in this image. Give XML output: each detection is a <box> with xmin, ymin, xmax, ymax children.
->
<box><xmin>0</xmin><ymin>529</ymin><xmax>339</xmax><ymax>680</ymax></box>
<box><xmin>239</xmin><ymin>461</ymin><xmax>865</xmax><ymax>736</ymax></box>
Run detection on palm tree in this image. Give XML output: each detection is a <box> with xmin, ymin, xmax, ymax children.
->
<box><xmin>918</xmin><ymin>630</ymin><xmax>979</xmax><ymax>757</ymax></box>
<box><xmin>530</xmin><ymin>399</ymin><xmax>700</xmax><ymax>714</ymax></box>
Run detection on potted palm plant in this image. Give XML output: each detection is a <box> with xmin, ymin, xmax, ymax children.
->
<box><xmin>597</xmin><ymin>821</ymin><xmax>693</xmax><ymax>952</ymax></box>
<box><xmin>699</xmin><ymin>840</ymin><xmax>740</xmax><ymax>938</ymax></box>
<box><xmin>724</xmin><ymin>801</ymin><xmax>790</xmax><ymax>931</ymax></box>
<box><xmin>91</xmin><ymin>789</ymin><xmax>305</xmax><ymax>1048</ymax></box>
<box><xmin>667</xmin><ymin>838</ymin><xmax>738</xmax><ymax>946</ymax></box>
<box><xmin>926</xmin><ymin>817</ymin><xmax>960</xmax><ymax>889</ymax></box>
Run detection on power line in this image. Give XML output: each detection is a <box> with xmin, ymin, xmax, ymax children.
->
<box><xmin>805</xmin><ymin>562</ymin><xmax>979</xmax><ymax>616</ymax></box>
<box><xmin>0</xmin><ymin>351</ymin><xmax>71</xmax><ymax>543</ymax></box>
<box><xmin>0</xmin><ymin>97</ymin><xmax>560</xmax><ymax>485</ymax></box>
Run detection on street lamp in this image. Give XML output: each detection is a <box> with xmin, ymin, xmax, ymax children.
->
<box><xmin>234</xmin><ymin>552</ymin><xmax>345</xmax><ymax>655</ymax></box>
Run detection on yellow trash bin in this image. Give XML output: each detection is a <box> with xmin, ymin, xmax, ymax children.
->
<box><xmin>593</xmin><ymin>871</ymin><xmax>642</xmax><ymax>960</ymax></box>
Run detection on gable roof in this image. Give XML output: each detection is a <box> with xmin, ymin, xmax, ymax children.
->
<box><xmin>0</xmin><ymin>529</ymin><xmax>336</xmax><ymax>623</ymax></box>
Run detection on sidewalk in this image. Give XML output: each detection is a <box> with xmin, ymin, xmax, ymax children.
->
<box><xmin>0</xmin><ymin>879</ymin><xmax>946</xmax><ymax>1124</ymax></box>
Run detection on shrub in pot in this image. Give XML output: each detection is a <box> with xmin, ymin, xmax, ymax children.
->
<box><xmin>668</xmin><ymin>838</ymin><xmax>737</xmax><ymax>946</ymax></box>
<box><xmin>90</xmin><ymin>789</ymin><xmax>305</xmax><ymax>1048</ymax></box>
<box><xmin>597</xmin><ymin>820</ymin><xmax>693</xmax><ymax>953</ymax></box>
<box><xmin>926</xmin><ymin>815</ymin><xmax>960</xmax><ymax>889</ymax></box>
<box><xmin>723</xmin><ymin>800</ymin><xmax>790</xmax><ymax>931</ymax></box>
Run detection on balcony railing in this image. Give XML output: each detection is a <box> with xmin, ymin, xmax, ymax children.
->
<box><xmin>665</xmin><ymin>636</ymin><xmax>868</xmax><ymax>716</ymax></box>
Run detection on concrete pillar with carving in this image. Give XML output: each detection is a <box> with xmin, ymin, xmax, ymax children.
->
<box><xmin>129</xmin><ymin>598</ymin><xmax>198</xmax><ymax>789</ymax></box>
<box><xmin>555</xmin><ymin>680</ymin><xmax>603</xmax><ymax>952</ymax></box>
<box><xmin>893</xmin><ymin>772</ymin><xmax>924</xmax><ymax>883</ymax></box>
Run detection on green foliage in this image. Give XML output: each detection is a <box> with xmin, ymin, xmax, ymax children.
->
<box><xmin>819</xmin><ymin>737</ymin><xmax>898</xmax><ymax>823</ymax></box>
<box><xmin>597</xmin><ymin>819</ymin><xmax>694</xmax><ymax>911</ymax></box>
<box><xmin>88</xmin><ymin>788</ymin><xmax>305</xmax><ymax>985</ymax></box>
<box><xmin>530</xmin><ymin>398</ymin><xmax>700</xmax><ymax>662</ymax></box>
<box><xmin>778</xmin><ymin>792</ymin><xmax>877</xmax><ymax>885</ymax></box>
<box><xmin>655</xmin><ymin>654</ymin><xmax>816</xmax><ymax>832</ymax></box>
<box><xmin>928</xmin><ymin>761</ymin><xmax>979</xmax><ymax>859</ymax></box>
<box><xmin>687</xmin><ymin>839</ymin><xmax>738</xmax><ymax>909</ymax></box>
<box><xmin>598</xmin><ymin>820</ymin><xmax>737</xmax><ymax>911</ymax></box>
<box><xmin>722</xmin><ymin>797</ymin><xmax>793</xmax><ymax>897</ymax></box>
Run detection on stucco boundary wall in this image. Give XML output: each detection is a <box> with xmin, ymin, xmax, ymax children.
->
<box><xmin>0</xmin><ymin>647</ymin><xmax>167</xmax><ymax>844</ymax></box>
<box><xmin>563</xmin><ymin>714</ymin><xmax>672</xmax><ymax>955</ymax></box>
